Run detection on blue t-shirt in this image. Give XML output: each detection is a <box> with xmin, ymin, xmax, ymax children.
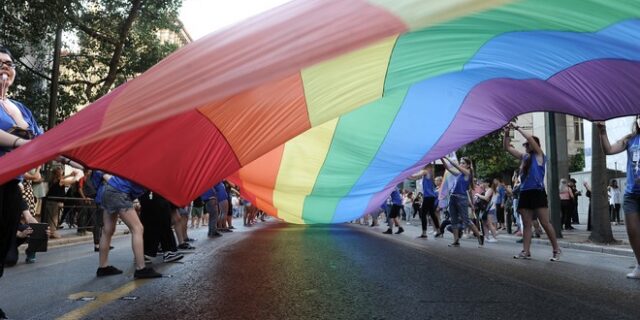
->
<box><xmin>214</xmin><ymin>182</ymin><xmax>228</xmax><ymax>201</ymax></box>
<box><xmin>495</xmin><ymin>185</ymin><xmax>506</xmax><ymax>204</ymax></box>
<box><xmin>520</xmin><ymin>154</ymin><xmax>547</xmax><ymax>191</ymax></box>
<box><xmin>452</xmin><ymin>173</ymin><xmax>470</xmax><ymax>195</ymax></box>
<box><xmin>422</xmin><ymin>176</ymin><xmax>437</xmax><ymax>198</ymax></box>
<box><xmin>390</xmin><ymin>190</ymin><xmax>402</xmax><ymax>206</ymax></box>
<box><xmin>626</xmin><ymin>135</ymin><xmax>640</xmax><ymax>195</ymax></box>
<box><xmin>107</xmin><ymin>176</ymin><xmax>145</xmax><ymax>199</ymax></box>
<box><xmin>200</xmin><ymin>187</ymin><xmax>216</xmax><ymax>201</ymax></box>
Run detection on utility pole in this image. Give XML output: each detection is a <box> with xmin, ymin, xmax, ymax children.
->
<box><xmin>48</xmin><ymin>26</ymin><xmax>62</xmax><ymax>131</ymax></box>
<box><xmin>545</xmin><ymin>112</ymin><xmax>563</xmax><ymax>238</ymax></box>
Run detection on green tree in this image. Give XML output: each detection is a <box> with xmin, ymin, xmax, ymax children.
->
<box><xmin>569</xmin><ymin>147</ymin><xmax>585</xmax><ymax>172</ymax></box>
<box><xmin>1</xmin><ymin>0</ymin><xmax>183</xmax><ymax>128</ymax></box>
<box><xmin>458</xmin><ymin>130</ymin><xmax>520</xmax><ymax>181</ymax></box>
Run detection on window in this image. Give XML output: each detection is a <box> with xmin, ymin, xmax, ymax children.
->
<box><xmin>573</xmin><ymin>116</ymin><xmax>584</xmax><ymax>141</ymax></box>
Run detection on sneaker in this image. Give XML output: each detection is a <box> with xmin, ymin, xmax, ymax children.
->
<box><xmin>0</xmin><ymin>308</ymin><xmax>6</xmax><ymax>320</ymax></box>
<box><xmin>228</xmin><ymin>226</ymin><xmax>235</xmax><ymax>230</ymax></box>
<box><xmin>486</xmin><ymin>237</ymin><xmax>498</xmax><ymax>243</ymax></box>
<box><xmin>448</xmin><ymin>242</ymin><xmax>460</xmax><ymax>247</ymax></box>
<box><xmin>134</xmin><ymin>267</ymin><xmax>162</xmax><ymax>279</ymax></box>
<box><xmin>419</xmin><ymin>234</ymin><xmax>427</xmax><ymax>239</ymax></box>
<box><xmin>477</xmin><ymin>234</ymin><xmax>484</xmax><ymax>246</ymax></box>
<box><xmin>395</xmin><ymin>227</ymin><xmax>404</xmax><ymax>234</ymax></box>
<box><xmin>208</xmin><ymin>232</ymin><xmax>223</xmax><ymax>238</ymax></box>
<box><xmin>163</xmin><ymin>252</ymin><xmax>184</xmax><ymax>263</ymax></box>
<box><xmin>383</xmin><ymin>229</ymin><xmax>392</xmax><ymax>234</ymax></box>
<box><xmin>184</xmin><ymin>237</ymin><xmax>196</xmax><ymax>242</ymax></box>
<box><xmin>96</xmin><ymin>265</ymin><xmax>123</xmax><ymax>277</ymax></box>
<box><xmin>513</xmin><ymin>251</ymin><xmax>531</xmax><ymax>259</ymax></box>
<box><xmin>626</xmin><ymin>265</ymin><xmax>640</xmax><ymax>279</ymax></box>
<box><xmin>434</xmin><ymin>232</ymin><xmax>443</xmax><ymax>238</ymax></box>
<box><xmin>25</xmin><ymin>252</ymin><xmax>36</xmax><ymax>264</ymax></box>
<box><xmin>550</xmin><ymin>250</ymin><xmax>561</xmax><ymax>262</ymax></box>
<box><xmin>94</xmin><ymin>246</ymin><xmax>114</xmax><ymax>252</ymax></box>
<box><xmin>178</xmin><ymin>243</ymin><xmax>196</xmax><ymax>250</ymax></box>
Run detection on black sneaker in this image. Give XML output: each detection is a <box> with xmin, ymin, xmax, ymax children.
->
<box><xmin>0</xmin><ymin>308</ymin><xmax>6</xmax><ymax>320</ymax></box>
<box><xmin>228</xmin><ymin>226</ymin><xmax>235</xmax><ymax>230</ymax></box>
<box><xmin>94</xmin><ymin>246</ymin><xmax>114</xmax><ymax>252</ymax></box>
<box><xmin>184</xmin><ymin>237</ymin><xmax>196</xmax><ymax>242</ymax></box>
<box><xmin>419</xmin><ymin>234</ymin><xmax>427</xmax><ymax>238</ymax></box>
<box><xmin>448</xmin><ymin>242</ymin><xmax>460</xmax><ymax>247</ymax></box>
<box><xmin>208</xmin><ymin>232</ymin><xmax>223</xmax><ymax>238</ymax></box>
<box><xmin>163</xmin><ymin>251</ymin><xmax>184</xmax><ymax>263</ymax></box>
<box><xmin>477</xmin><ymin>234</ymin><xmax>484</xmax><ymax>246</ymax></box>
<box><xmin>134</xmin><ymin>267</ymin><xmax>162</xmax><ymax>279</ymax></box>
<box><xmin>395</xmin><ymin>227</ymin><xmax>404</xmax><ymax>234</ymax></box>
<box><xmin>383</xmin><ymin>229</ymin><xmax>392</xmax><ymax>234</ymax></box>
<box><xmin>178</xmin><ymin>243</ymin><xmax>196</xmax><ymax>250</ymax></box>
<box><xmin>96</xmin><ymin>265</ymin><xmax>123</xmax><ymax>277</ymax></box>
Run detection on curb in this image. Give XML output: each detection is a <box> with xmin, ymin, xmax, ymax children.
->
<box><xmin>19</xmin><ymin>230</ymin><xmax>129</xmax><ymax>252</ymax></box>
<box><xmin>499</xmin><ymin>235</ymin><xmax>636</xmax><ymax>258</ymax></box>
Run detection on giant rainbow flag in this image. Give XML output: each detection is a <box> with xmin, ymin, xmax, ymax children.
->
<box><xmin>0</xmin><ymin>0</ymin><xmax>639</xmax><ymax>223</ymax></box>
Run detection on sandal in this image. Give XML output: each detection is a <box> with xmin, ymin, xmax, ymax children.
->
<box><xmin>550</xmin><ymin>250</ymin><xmax>561</xmax><ymax>262</ymax></box>
<box><xmin>513</xmin><ymin>251</ymin><xmax>531</xmax><ymax>259</ymax></box>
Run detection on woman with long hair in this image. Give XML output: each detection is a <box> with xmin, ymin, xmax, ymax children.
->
<box><xmin>503</xmin><ymin>124</ymin><xmax>561</xmax><ymax>261</ymax></box>
<box><xmin>597</xmin><ymin>117</ymin><xmax>640</xmax><ymax>279</ymax></box>
<box><xmin>559</xmin><ymin>178</ymin><xmax>575</xmax><ymax>230</ymax></box>
<box><xmin>441</xmin><ymin>157</ymin><xmax>483</xmax><ymax>247</ymax></box>
<box><xmin>475</xmin><ymin>180</ymin><xmax>499</xmax><ymax>242</ymax></box>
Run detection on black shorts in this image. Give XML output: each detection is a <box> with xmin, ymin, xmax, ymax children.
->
<box><xmin>517</xmin><ymin>189</ymin><xmax>548</xmax><ymax>210</ymax></box>
<box><xmin>389</xmin><ymin>204</ymin><xmax>402</xmax><ymax>218</ymax></box>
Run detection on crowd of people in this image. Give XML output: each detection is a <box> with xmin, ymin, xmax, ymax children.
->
<box><xmin>356</xmin><ymin>122</ymin><xmax>640</xmax><ymax>280</ymax></box>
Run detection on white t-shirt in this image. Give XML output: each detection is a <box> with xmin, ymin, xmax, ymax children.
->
<box><xmin>608</xmin><ymin>187</ymin><xmax>621</xmax><ymax>205</ymax></box>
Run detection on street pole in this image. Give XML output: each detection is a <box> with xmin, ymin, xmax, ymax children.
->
<box><xmin>48</xmin><ymin>26</ymin><xmax>62</xmax><ymax>131</ymax></box>
<box><xmin>545</xmin><ymin>112</ymin><xmax>563</xmax><ymax>238</ymax></box>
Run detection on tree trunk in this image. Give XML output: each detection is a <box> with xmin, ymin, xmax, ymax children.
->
<box><xmin>589</xmin><ymin>122</ymin><xmax>616</xmax><ymax>243</ymax></box>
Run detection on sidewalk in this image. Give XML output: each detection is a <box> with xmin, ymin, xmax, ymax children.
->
<box><xmin>19</xmin><ymin>223</ymin><xmax>130</xmax><ymax>251</ymax></box>
<box><xmin>357</xmin><ymin>217</ymin><xmax>635</xmax><ymax>258</ymax></box>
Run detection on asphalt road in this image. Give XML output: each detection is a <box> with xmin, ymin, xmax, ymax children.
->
<box><xmin>1</xmin><ymin>221</ymin><xmax>639</xmax><ymax>320</ymax></box>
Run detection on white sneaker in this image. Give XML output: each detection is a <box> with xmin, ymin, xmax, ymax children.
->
<box><xmin>487</xmin><ymin>237</ymin><xmax>498</xmax><ymax>243</ymax></box>
<box><xmin>627</xmin><ymin>265</ymin><xmax>640</xmax><ymax>279</ymax></box>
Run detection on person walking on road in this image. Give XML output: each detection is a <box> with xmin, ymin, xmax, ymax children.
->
<box><xmin>597</xmin><ymin>118</ymin><xmax>640</xmax><ymax>279</ymax></box>
<box><xmin>410</xmin><ymin>164</ymin><xmax>441</xmax><ymax>238</ymax></box>
<box><xmin>503</xmin><ymin>124</ymin><xmax>561</xmax><ymax>261</ymax></box>
<box><xmin>383</xmin><ymin>188</ymin><xmax>404</xmax><ymax>235</ymax></box>
<box><xmin>441</xmin><ymin>157</ymin><xmax>483</xmax><ymax>247</ymax></box>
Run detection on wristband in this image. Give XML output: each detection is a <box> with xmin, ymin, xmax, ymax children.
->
<box><xmin>12</xmin><ymin>137</ymin><xmax>21</xmax><ymax>148</ymax></box>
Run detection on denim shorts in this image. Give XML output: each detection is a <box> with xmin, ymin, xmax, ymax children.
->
<box><xmin>449</xmin><ymin>194</ymin><xmax>472</xmax><ymax>229</ymax></box>
<box><xmin>101</xmin><ymin>184</ymin><xmax>134</xmax><ymax>214</ymax></box>
<box><xmin>623</xmin><ymin>194</ymin><xmax>640</xmax><ymax>215</ymax></box>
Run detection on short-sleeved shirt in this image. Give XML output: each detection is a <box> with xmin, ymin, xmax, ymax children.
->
<box><xmin>390</xmin><ymin>190</ymin><xmax>402</xmax><ymax>206</ymax></box>
<box><xmin>200</xmin><ymin>187</ymin><xmax>216</xmax><ymax>201</ymax></box>
<box><xmin>422</xmin><ymin>176</ymin><xmax>437</xmax><ymax>198</ymax></box>
<box><xmin>107</xmin><ymin>176</ymin><xmax>145</xmax><ymax>199</ymax></box>
<box><xmin>214</xmin><ymin>182</ymin><xmax>228</xmax><ymax>202</ymax></box>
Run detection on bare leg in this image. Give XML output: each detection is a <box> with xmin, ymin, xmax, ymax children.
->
<box><xmin>99</xmin><ymin>213</ymin><xmax>118</xmax><ymax>267</ymax></box>
<box><xmin>520</xmin><ymin>210</ymin><xmax>534</xmax><ymax>254</ymax></box>
<box><xmin>118</xmin><ymin>208</ymin><xmax>146</xmax><ymax>270</ymax></box>
<box><xmin>172</xmin><ymin>209</ymin><xmax>184</xmax><ymax>244</ymax></box>
<box><xmin>625</xmin><ymin>213</ymin><xmax>640</xmax><ymax>264</ymax></box>
<box><xmin>536</xmin><ymin>207</ymin><xmax>560</xmax><ymax>252</ymax></box>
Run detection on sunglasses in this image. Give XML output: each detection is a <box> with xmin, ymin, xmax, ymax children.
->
<box><xmin>0</xmin><ymin>60</ymin><xmax>16</xmax><ymax>69</ymax></box>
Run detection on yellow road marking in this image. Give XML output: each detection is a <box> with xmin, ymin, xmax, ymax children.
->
<box><xmin>57</xmin><ymin>280</ymin><xmax>149</xmax><ymax>320</ymax></box>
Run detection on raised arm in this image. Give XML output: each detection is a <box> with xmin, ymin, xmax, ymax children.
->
<box><xmin>442</xmin><ymin>157</ymin><xmax>470</xmax><ymax>177</ymax></box>
<box><xmin>476</xmin><ymin>188</ymin><xmax>493</xmax><ymax>201</ymax></box>
<box><xmin>596</xmin><ymin>121</ymin><xmax>630</xmax><ymax>155</ymax></box>
<box><xmin>503</xmin><ymin>125</ymin><xmax>524</xmax><ymax>159</ymax></box>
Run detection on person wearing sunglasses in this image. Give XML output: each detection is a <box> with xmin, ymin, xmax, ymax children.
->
<box><xmin>0</xmin><ymin>46</ymin><xmax>44</xmax><ymax>320</ymax></box>
<box><xmin>597</xmin><ymin>116</ymin><xmax>640</xmax><ymax>279</ymax></box>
